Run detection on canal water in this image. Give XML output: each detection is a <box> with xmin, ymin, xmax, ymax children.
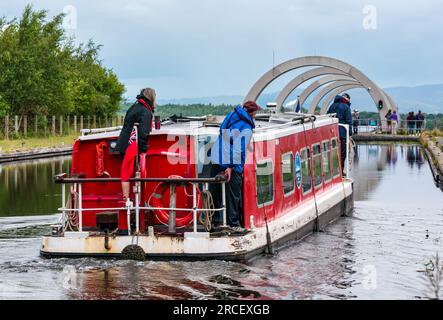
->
<box><xmin>0</xmin><ymin>144</ymin><xmax>442</xmax><ymax>300</ymax></box>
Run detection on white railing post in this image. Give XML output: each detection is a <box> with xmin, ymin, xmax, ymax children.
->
<box><xmin>78</xmin><ymin>183</ymin><xmax>83</xmax><ymax>232</ymax></box>
<box><xmin>222</xmin><ymin>182</ymin><xmax>227</xmax><ymax>227</ymax></box>
<box><xmin>135</xmin><ymin>180</ymin><xmax>140</xmax><ymax>234</ymax></box>
<box><xmin>61</xmin><ymin>184</ymin><xmax>66</xmax><ymax>230</ymax></box>
<box><xmin>345</xmin><ymin>125</ymin><xmax>350</xmax><ymax>177</ymax></box>
<box><xmin>193</xmin><ymin>183</ymin><xmax>198</xmax><ymax>233</ymax></box>
<box><xmin>126</xmin><ymin>198</ymin><xmax>133</xmax><ymax>236</ymax></box>
<box><xmin>339</xmin><ymin>124</ymin><xmax>350</xmax><ymax>177</ymax></box>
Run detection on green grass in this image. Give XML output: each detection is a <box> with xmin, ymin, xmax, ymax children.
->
<box><xmin>0</xmin><ymin>134</ymin><xmax>78</xmax><ymax>154</ymax></box>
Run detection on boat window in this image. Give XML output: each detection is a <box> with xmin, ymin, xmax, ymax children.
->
<box><xmin>322</xmin><ymin>140</ymin><xmax>332</xmax><ymax>183</ymax></box>
<box><xmin>197</xmin><ymin>135</ymin><xmax>217</xmax><ymax>178</ymax></box>
<box><xmin>301</xmin><ymin>148</ymin><xmax>312</xmax><ymax>194</ymax></box>
<box><xmin>332</xmin><ymin>138</ymin><xmax>341</xmax><ymax>178</ymax></box>
<box><xmin>282</xmin><ymin>152</ymin><xmax>295</xmax><ymax>196</ymax></box>
<box><xmin>256</xmin><ymin>160</ymin><xmax>274</xmax><ymax>207</ymax></box>
<box><xmin>312</xmin><ymin>144</ymin><xmax>322</xmax><ymax>188</ymax></box>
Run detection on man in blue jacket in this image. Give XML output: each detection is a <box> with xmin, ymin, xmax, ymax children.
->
<box><xmin>327</xmin><ymin>93</ymin><xmax>353</xmax><ymax>175</ymax></box>
<box><xmin>210</xmin><ymin>101</ymin><xmax>260</xmax><ymax>233</ymax></box>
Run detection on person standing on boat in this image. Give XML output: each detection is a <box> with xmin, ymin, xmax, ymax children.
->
<box><xmin>116</xmin><ymin>88</ymin><xmax>156</xmax><ymax>201</ymax></box>
<box><xmin>327</xmin><ymin>93</ymin><xmax>353</xmax><ymax>176</ymax></box>
<box><xmin>210</xmin><ymin>101</ymin><xmax>261</xmax><ymax>233</ymax></box>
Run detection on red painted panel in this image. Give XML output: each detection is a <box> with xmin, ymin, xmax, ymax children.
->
<box><xmin>243</xmin><ymin>123</ymin><xmax>342</xmax><ymax>229</ymax></box>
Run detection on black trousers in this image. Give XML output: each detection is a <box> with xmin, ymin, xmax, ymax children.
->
<box><xmin>210</xmin><ymin>164</ymin><xmax>243</xmax><ymax>227</ymax></box>
<box><xmin>340</xmin><ymin>138</ymin><xmax>347</xmax><ymax>175</ymax></box>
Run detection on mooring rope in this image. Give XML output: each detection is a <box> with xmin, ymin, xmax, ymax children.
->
<box><xmin>199</xmin><ymin>189</ymin><xmax>215</xmax><ymax>232</ymax></box>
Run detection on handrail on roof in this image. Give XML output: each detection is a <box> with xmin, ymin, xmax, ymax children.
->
<box><xmin>81</xmin><ymin>126</ymin><xmax>123</xmax><ymax>136</ymax></box>
<box><xmin>253</xmin><ymin>113</ymin><xmax>338</xmax><ymax>132</ymax></box>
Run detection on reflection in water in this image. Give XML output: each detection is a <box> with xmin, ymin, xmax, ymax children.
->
<box><xmin>0</xmin><ymin>144</ymin><xmax>442</xmax><ymax>300</ymax></box>
<box><xmin>0</xmin><ymin>157</ymin><xmax>71</xmax><ymax>217</ymax></box>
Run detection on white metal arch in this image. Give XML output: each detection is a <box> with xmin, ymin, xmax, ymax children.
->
<box><xmin>244</xmin><ymin>56</ymin><xmax>396</xmax><ymax>115</ymax></box>
<box><xmin>299</xmin><ymin>75</ymin><xmax>360</xmax><ymax>109</ymax></box>
<box><xmin>320</xmin><ymin>84</ymin><xmax>366</xmax><ymax>114</ymax></box>
<box><xmin>308</xmin><ymin>81</ymin><xmax>362</xmax><ymax>113</ymax></box>
<box><xmin>275</xmin><ymin>66</ymin><xmax>351</xmax><ymax>109</ymax></box>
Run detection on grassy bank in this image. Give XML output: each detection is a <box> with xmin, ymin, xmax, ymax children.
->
<box><xmin>0</xmin><ymin>134</ymin><xmax>78</xmax><ymax>154</ymax></box>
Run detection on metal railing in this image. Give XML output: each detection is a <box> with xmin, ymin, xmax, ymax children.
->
<box><xmin>352</xmin><ymin>119</ymin><xmax>430</xmax><ymax>134</ymax></box>
<box><xmin>339</xmin><ymin>124</ymin><xmax>351</xmax><ymax>177</ymax></box>
<box><xmin>54</xmin><ymin>175</ymin><xmax>228</xmax><ymax>235</ymax></box>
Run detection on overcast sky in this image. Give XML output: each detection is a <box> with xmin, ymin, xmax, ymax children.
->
<box><xmin>3</xmin><ymin>0</ymin><xmax>443</xmax><ymax>99</ymax></box>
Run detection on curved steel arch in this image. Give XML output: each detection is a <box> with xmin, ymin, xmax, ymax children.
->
<box><xmin>299</xmin><ymin>75</ymin><xmax>360</xmax><ymax>109</ymax></box>
<box><xmin>320</xmin><ymin>84</ymin><xmax>366</xmax><ymax>114</ymax></box>
<box><xmin>244</xmin><ymin>56</ymin><xmax>395</xmax><ymax>115</ymax></box>
<box><xmin>275</xmin><ymin>66</ymin><xmax>351</xmax><ymax>108</ymax></box>
<box><xmin>321</xmin><ymin>87</ymin><xmax>398</xmax><ymax>119</ymax></box>
<box><xmin>308</xmin><ymin>81</ymin><xmax>362</xmax><ymax>114</ymax></box>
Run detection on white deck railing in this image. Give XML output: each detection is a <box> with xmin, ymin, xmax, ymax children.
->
<box><xmin>56</xmin><ymin>175</ymin><xmax>227</xmax><ymax>235</ymax></box>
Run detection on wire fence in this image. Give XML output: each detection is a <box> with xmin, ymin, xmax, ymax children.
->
<box><xmin>0</xmin><ymin>115</ymin><xmax>125</xmax><ymax>140</ymax></box>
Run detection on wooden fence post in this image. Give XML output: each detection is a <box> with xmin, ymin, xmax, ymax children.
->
<box><xmin>52</xmin><ymin>116</ymin><xmax>56</xmax><ymax>136</ymax></box>
<box><xmin>14</xmin><ymin>115</ymin><xmax>18</xmax><ymax>135</ymax></box>
<box><xmin>34</xmin><ymin>115</ymin><xmax>38</xmax><ymax>136</ymax></box>
<box><xmin>24</xmin><ymin>115</ymin><xmax>27</xmax><ymax>137</ymax></box>
<box><xmin>44</xmin><ymin>116</ymin><xmax>48</xmax><ymax>137</ymax></box>
<box><xmin>5</xmin><ymin>115</ymin><xmax>9</xmax><ymax>140</ymax></box>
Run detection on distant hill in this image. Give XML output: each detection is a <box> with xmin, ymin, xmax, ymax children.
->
<box><xmin>158</xmin><ymin>84</ymin><xmax>443</xmax><ymax>114</ymax></box>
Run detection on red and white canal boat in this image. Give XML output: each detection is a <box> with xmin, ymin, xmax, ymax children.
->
<box><xmin>41</xmin><ymin>112</ymin><xmax>354</xmax><ymax>261</ymax></box>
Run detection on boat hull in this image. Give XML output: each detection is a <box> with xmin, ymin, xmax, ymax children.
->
<box><xmin>41</xmin><ymin>180</ymin><xmax>353</xmax><ymax>261</ymax></box>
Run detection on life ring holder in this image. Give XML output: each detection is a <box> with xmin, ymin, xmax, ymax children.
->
<box><xmin>148</xmin><ymin>176</ymin><xmax>199</xmax><ymax>229</ymax></box>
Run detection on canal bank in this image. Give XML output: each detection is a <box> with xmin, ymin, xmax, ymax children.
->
<box><xmin>420</xmin><ymin>135</ymin><xmax>443</xmax><ymax>188</ymax></box>
<box><xmin>0</xmin><ymin>147</ymin><xmax>72</xmax><ymax>164</ymax></box>
<box><xmin>0</xmin><ymin>134</ymin><xmax>77</xmax><ymax>164</ymax></box>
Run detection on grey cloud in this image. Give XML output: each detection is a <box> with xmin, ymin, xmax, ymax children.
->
<box><xmin>2</xmin><ymin>0</ymin><xmax>442</xmax><ymax>99</ymax></box>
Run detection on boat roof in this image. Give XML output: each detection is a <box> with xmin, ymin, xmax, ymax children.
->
<box><xmin>78</xmin><ymin>113</ymin><xmax>339</xmax><ymax>142</ymax></box>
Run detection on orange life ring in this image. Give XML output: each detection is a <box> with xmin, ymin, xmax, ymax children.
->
<box><xmin>149</xmin><ymin>182</ymin><xmax>195</xmax><ymax>228</ymax></box>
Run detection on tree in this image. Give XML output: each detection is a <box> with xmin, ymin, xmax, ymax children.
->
<box><xmin>0</xmin><ymin>5</ymin><xmax>125</xmax><ymax>119</ymax></box>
